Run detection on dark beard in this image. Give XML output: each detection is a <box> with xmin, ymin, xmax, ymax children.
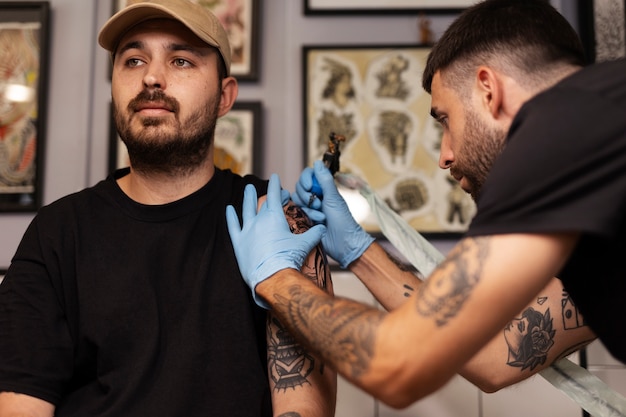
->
<box><xmin>457</xmin><ymin>109</ymin><xmax>507</xmax><ymax>201</ymax></box>
<box><xmin>114</xmin><ymin>89</ymin><xmax>220</xmax><ymax>177</ymax></box>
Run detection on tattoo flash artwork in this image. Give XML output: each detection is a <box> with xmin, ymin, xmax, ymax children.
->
<box><xmin>415</xmin><ymin>238</ymin><xmax>488</xmax><ymax>326</ymax></box>
<box><xmin>504</xmin><ymin>307</ymin><xmax>555</xmax><ymax>371</ymax></box>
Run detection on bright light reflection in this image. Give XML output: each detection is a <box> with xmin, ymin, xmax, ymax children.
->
<box><xmin>3</xmin><ymin>84</ymin><xmax>35</xmax><ymax>103</ymax></box>
<box><xmin>338</xmin><ymin>187</ymin><xmax>371</xmax><ymax>223</ymax></box>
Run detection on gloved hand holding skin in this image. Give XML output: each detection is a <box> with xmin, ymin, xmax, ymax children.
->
<box><xmin>226</xmin><ymin>174</ymin><xmax>326</xmax><ymax>309</ymax></box>
<box><xmin>292</xmin><ymin>160</ymin><xmax>375</xmax><ymax>268</ymax></box>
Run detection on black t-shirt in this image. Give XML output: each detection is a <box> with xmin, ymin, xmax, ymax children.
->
<box><xmin>0</xmin><ymin>168</ymin><xmax>272</xmax><ymax>416</ymax></box>
<box><xmin>467</xmin><ymin>58</ymin><xmax>626</xmax><ymax>363</ymax></box>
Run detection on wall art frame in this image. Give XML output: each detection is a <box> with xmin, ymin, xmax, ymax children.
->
<box><xmin>578</xmin><ymin>0</ymin><xmax>626</xmax><ymax>63</ymax></box>
<box><xmin>108</xmin><ymin>101</ymin><xmax>263</xmax><ymax>176</ymax></box>
<box><xmin>214</xmin><ymin>100</ymin><xmax>264</xmax><ymax>176</ymax></box>
<box><xmin>303</xmin><ymin>0</ymin><xmax>473</xmax><ymax>15</ymax></box>
<box><xmin>303</xmin><ymin>44</ymin><xmax>475</xmax><ymax>237</ymax></box>
<box><xmin>113</xmin><ymin>0</ymin><xmax>261</xmax><ymax>81</ymax></box>
<box><xmin>0</xmin><ymin>2</ymin><xmax>50</xmax><ymax>212</ymax></box>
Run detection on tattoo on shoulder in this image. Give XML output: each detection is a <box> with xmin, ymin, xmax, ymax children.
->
<box><xmin>275</xmin><ymin>284</ymin><xmax>384</xmax><ymax>380</ymax></box>
<box><xmin>268</xmin><ymin>316</ymin><xmax>314</xmax><ymax>392</ymax></box>
<box><xmin>504</xmin><ymin>307</ymin><xmax>555</xmax><ymax>371</ymax></box>
<box><xmin>415</xmin><ymin>237</ymin><xmax>488</xmax><ymax>326</ymax></box>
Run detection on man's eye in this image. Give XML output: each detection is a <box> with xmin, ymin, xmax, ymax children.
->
<box><xmin>174</xmin><ymin>58</ymin><xmax>190</xmax><ymax>67</ymax></box>
<box><xmin>126</xmin><ymin>58</ymin><xmax>143</xmax><ymax>67</ymax></box>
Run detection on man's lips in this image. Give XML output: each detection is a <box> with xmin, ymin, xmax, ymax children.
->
<box><xmin>134</xmin><ymin>102</ymin><xmax>174</xmax><ymax>112</ymax></box>
<box><xmin>450</xmin><ymin>169</ymin><xmax>471</xmax><ymax>193</ymax></box>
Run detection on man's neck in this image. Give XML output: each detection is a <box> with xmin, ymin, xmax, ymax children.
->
<box><xmin>116</xmin><ymin>160</ymin><xmax>215</xmax><ymax>205</ymax></box>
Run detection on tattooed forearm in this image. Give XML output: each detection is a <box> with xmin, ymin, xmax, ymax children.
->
<box><xmin>274</xmin><ymin>284</ymin><xmax>384</xmax><ymax>380</ymax></box>
<box><xmin>415</xmin><ymin>237</ymin><xmax>489</xmax><ymax>326</ymax></box>
<box><xmin>384</xmin><ymin>248</ymin><xmax>415</xmax><ymax>272</ymax></box>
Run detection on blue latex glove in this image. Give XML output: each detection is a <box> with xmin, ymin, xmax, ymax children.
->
<box><xmin>292</xmin><ymin>160</ymin><xmax>374</xmax><ymax>268</ymax></box>
<box><xmin>226</xmin><ymin>174</ymin><xmax>326</xmax><ymax>309</ymax></box>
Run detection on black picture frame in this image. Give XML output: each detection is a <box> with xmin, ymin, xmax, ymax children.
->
<box><xmin>303</xmin><ymin>0</ymin><xmax>473</xmax><ymax>15</ymax></box>
<box><xmin>0</xmin><ymin>2</ymin><xmax>50</xmax><ymax>212</ymax></box>
<box><xmin>578</xmin><ymin>0</ymin><xmax>626</xmax><ymax>63</ymax></box>
<box><xmin>112</xmin><ymin>0</ymin><xmax>261</xmax><ymax>82</ymax></box>
<box><xmin>303</xmin><ymin>44</ymin><xmax>475</xmax><ymax>237</ymax></box>
<box><xmin>108</xmin><ymin>101</ymin><xmax>264</xmax><ymax>176</ymax></box>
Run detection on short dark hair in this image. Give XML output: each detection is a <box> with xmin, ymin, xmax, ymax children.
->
<box><xmin>422</xmin><ymin>0</ymin><xmax>586</xmax><ymax>94</ymax></box>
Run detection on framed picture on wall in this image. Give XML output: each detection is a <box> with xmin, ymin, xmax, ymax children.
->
<box><xmin>0</xmin><ymin>2</ymin><xmax>50</xmax><ymax>212</ymax></box>
<box><xmin>113</xmin><ymin>0</ymin><xmax>261</xmax><ymax>81</ymax></box>
<box><xmin>108</xmin><ymin>101</ymin><xmax>263</xmax><ymax>176</ymax></box>
<box><xmin>214</xmin><ymin>101</ymin><xmax>263</xmax><ymax>176</ymax></box>
<box><xmin>304</xmin><ymin>0</ymin><xmax>474</xmax><ymax>15</ymax></box>
<box><xmin>578</xmin><ymin>0</ymin><xmax>626</xmax><ymax>63</ymax></box>
<box><xmin>303</xmin><ymin>44</ymin><xmax>475</xmax><ymax>236</ymax></box>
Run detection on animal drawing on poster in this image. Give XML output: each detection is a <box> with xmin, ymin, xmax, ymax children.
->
<box><xmin>0</xmin><ymin>23</ymin><xmax>40</xmax><ymax>198</ymax></box>
<box><xmin>385</xmin><ymin>178</ymin><xmax>429</xmax><ymax>214</ymax></box>
<box><xmin>321</xmin><ymin>57</ymin><xmax>355</xmax><ymax>110</ymax></box>
<box><xmin>314</xmin><ymin>58</ymin><xmax>358</xmax><ymax>153</ymax></box>
<box><xmin>376</xmin><ymin>110</ymin><xmax>411</xmax><ymax>165</ymax></box>
<box><xmin>375</xmin><ymin>54</ymin><xmax>411</xmax><ymax>100</ymax></box>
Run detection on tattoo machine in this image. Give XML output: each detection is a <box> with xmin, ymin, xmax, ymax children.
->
<box><xmin>311</xmin><ymin>132</ymin><xmax>345</xmax><ymax>198</ymax></box>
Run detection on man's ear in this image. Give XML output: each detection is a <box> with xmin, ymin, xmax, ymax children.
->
<box><xmin>475</xmin><ymin>66</ymin><xmax>503</xmax><ymax>120</ymax></box>
<box><xmin>217</xmin><ymin>76</ymin><xmax>239</xmax><ymax>117</ymax></box>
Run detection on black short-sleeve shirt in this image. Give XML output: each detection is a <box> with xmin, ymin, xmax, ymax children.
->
<box><xmin>0</xmin><ymin>168</ymin><xmax>272</xmax><ymax>416</ymax></box>
<box><xmin>467</xmin><ymin>58</ymin><xmax>626</xmax><ymax>363</ymax></box>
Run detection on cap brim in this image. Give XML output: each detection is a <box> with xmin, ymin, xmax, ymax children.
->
<box><xmin>98</xmin><ymin>4</ymin><xmax>220</xmax><ymax>53</ymax></box>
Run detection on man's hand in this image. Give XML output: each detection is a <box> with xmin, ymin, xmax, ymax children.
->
<box><xmin>226</xmin><ymin>174</ymin><xmax>326</xmax><ymax>308</ymax></box>
<box><xmin>292</xmin><ymin>161</ymin><xmax>374</xmax><ymax>268</ymax></box>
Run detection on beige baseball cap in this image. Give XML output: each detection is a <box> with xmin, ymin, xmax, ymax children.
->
<box><xmin>98</xmin><ymin>0</ymin><xmax>231</xmax><ymax>75</ymax></box>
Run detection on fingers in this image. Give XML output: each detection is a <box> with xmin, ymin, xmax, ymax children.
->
<box><xmin>298</xmin><ymin>223</ymin><xmax>327</xmax><ymax>251</ymax></box>
<box><xmin>300</xmin><ymin>206</ymin><xmax>326</xmax><ymax>224</ymax></box>
<box><xmin>299</xmin><ymin>167</ymin><xmax>314</xmax><ymax>190</ymax></box>
<box><xmin>313</xmin><ymin>161</ymin><xmax>340</xmax><ymax>198</ymax></box>
<box><xmin>225</xmin><ymin>205</ymin><xmax>241</xmax><ymax>242</ymax></box>
<box><xmin>293</xmin><ymin>168</ymin><xmax>317</xmax><ymax>208</ymax></box>
<box><xmin>280</xmin><ymin>189</ymin><xmax>290</xmax><ymax>206</ymax></box>
<box><xmin>266</xmin><ymin>174</ymin><xmax>283</xmax><ymax>211</ymax></box>
<box><xmin>241</xmin><ymin>184</ymin><xmax>258</xmax><ymax>225</ymax></box>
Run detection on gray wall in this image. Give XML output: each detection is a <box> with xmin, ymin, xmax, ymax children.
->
<box><xmin>0</xmin><ymin>0</ymin><xmax>577</xmax><ymax>266</ymax></box>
